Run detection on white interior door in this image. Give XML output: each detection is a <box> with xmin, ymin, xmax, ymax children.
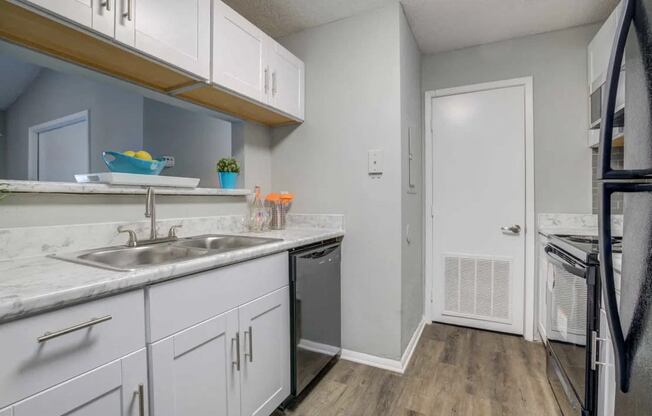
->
<box><xmin>431</xmin><ymin>82</ymin><xmax>526</xmax><ymax>335</ymax></box>
<box><xmin>36</xmin><ymin>117</ymin><xmax>89</xmax><ymax>182</ymax></box>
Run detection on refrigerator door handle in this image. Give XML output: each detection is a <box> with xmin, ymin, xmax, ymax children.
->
<box><xmin>599</xmin><ymin>182</ymin><xmax>629</xmax><ymax>392</ymax></box>
<box><xmin>598</xmin><ymin>0</ymin><xmax>633</xmax><ymax>180</ymax></box>
<box><xmin>599</xmin><ymin>182</ymin><xmax>652</xmax><ymax>393</ymax></box>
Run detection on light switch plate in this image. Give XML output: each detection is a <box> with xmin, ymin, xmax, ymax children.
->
<box><xmin>368</xmin><ymin>149</ymin><xmax>383</xmax><ymax>174</ymax></box>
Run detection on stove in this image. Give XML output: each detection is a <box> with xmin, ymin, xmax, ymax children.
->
<box><xmin>548</xmin><ymin>234</ymin><xmax>622</xmax><ymax>265</ymax></box>
<box><xmin>544</xmin><ymin>234</ymin><xmax>612</xmax><ymax>416</ymax></box>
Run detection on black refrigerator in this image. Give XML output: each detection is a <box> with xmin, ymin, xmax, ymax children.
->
<box><xmin>598</xmin><ymin>0</ymin><xmax>652</xmax><ymax>414</ymax></box>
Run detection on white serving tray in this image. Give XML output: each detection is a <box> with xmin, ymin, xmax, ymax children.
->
<box><xmin>75</xmin><ymin>172</ymin><xmax>200</xmax><ymax>188</ymax></box>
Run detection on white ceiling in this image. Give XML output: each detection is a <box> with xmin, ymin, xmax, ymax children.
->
<box><xmin>223</xmin><ymin>0</ymin><xmax>619</xmax><ymax>54</ymax></box>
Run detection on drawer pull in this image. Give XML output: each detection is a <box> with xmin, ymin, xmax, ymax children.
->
<box><xmin>232</xmin><ymin>332</ymin><xmax>241</xmax><ymax>371</ymax></box>
<box><xmin>37</xmin><ymin>315</ymin><xmax>113</xmax><ymax>343</ymax></box>
<box><xmin>245</xmin><ymin>326</ymin><xmax>253</xmax><ymax>362</ymax></box>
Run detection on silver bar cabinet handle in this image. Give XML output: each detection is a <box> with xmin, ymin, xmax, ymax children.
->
<box><xmin>264</xmin><ymin>67</ymin><xmax>269</xmax><ymax>94</ymax></box>
<box><xmin>135</xmin><ymin>384</ymin><xmax>145</xmax><ymax>416</ymax></box>
<box><xmin>123</xmin><ymin>0</ymin><xmax>132</xmax><ymax>21</ymax></box>
<box><xmin>245</xmin><ymin>326</ymin><xmax>253</xmax><ymax>362</ymax></box>
<box><xmin>232</xmin><ymin>332</ymin><xmax>241</xmax><ymax>371</ymax></box>
<box><xmin>102</xmin><ymin>0</ymin><xmax>111</xmax><ymax>11</ymax></box>
<box><xmin>37</xmin><ymin>315</ymin><xmax>112</xmax><ymax>342</ymax></box>
<box><xmin>272</xmin><ymin>71</ymin><xmax>277</xmax><ymax>96</ymax></box>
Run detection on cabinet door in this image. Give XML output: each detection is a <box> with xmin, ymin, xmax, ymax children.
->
<box><xmin>132</xmin><ymin>0</ymin><xmax>210</xmax><ymax>79</ymax></box>
<box><xmin>239</xmin><ymin>287</ymin><xmax>290</xmax><ymax>416</ymax></box>
<box><xmin>114</xmin><ymin>0</ymin><xmax>135</xmax><ymax>46</ymax></box>
<box><xmin>12</xmin><ymin>349</ymin><xmax>148</xmax><ymax>416</ymax></box>
<box><xmin>25</xmin><ymin>0</ymin><xmax>114</xmax><ymax>36</ymax></box>
<box><xmin>150</xmin><ymin>309</ymin><xmax>240</xmax><ymax>416</ymax></box>
<box><xmin>213</xmin><ymin>0</ymin><xmax>266</xmax><ymax>102</ymax></box>
<box><xmin>268</xmin><ymin>42</ymin><xmax>304</xmax><ymax>120</ymax></box>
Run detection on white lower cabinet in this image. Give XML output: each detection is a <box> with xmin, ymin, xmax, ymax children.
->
<box><xmin>239</xmin><ymin>288</ymin><xmax>291</xmax><ymax>416</ymax></box>
<box><xmin>150</xmin><ymin>309</ymin><xmax>240</xmax><ymax>416</ymax></box>
<box><xmin>149</xmin><ymin>286</ymin><xmax>291</xmax><ymax>416</ymax></box>
<box><xmin>9</xmin><ymin>349</ymin><xmax>148</xmax><ymax>416</ymax></box>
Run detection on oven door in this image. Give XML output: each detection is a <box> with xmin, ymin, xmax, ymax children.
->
<box><xmin>545</xmin><ymin>245</ymin><xmax>599</xmax><ymax>415</ymax></box>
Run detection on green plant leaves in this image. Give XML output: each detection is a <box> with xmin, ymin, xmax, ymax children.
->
<box><xmin>216</xmin><ymin>158</ymin><xmax>240</xmax><ymax>173</ymax></box>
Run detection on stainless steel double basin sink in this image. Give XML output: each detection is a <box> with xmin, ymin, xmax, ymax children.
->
<box><xmin>54</xmin><ymin>235</ymin><xmax>282</xmax><ymax>272</ymax></box>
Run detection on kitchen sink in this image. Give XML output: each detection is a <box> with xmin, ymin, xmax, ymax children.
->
<box><xmin>71</xmin><ymin>243</ymin><xmax>211</xmax><ymax>271</ymax></box>
<box><xmin>52</xmin><ymin>234</ymin><xmax>283</xmax><ymax>271</ymax></box>
<box><xmin>175</xmin><ymin>235</ymin><xmax>282</xmax><ymax>251</ymax></box>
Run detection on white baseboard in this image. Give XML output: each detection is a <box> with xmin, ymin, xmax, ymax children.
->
<box><xmin>341</xmin><ymin>316</ymin><xmax>427</xmax><ymax>374</ymax></box>
<box><xmin>298</xmin><ymin>339</ymin><xmax>342</xmax><ymax>356</ymax></box>
<box><xmin>400</xmin><ymin>316</ymin><xmax>427</xmax><ymax>370</ymax></box>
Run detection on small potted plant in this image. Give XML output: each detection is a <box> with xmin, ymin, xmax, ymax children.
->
<box><xmin>216</xmin><ymin>158</ymin><xmax>240</xmax><ymax>189</ymax></box>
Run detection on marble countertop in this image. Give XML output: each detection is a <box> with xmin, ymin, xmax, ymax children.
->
<box><xmin>0</xmin><ymin>227</ymin><xmax>344</xmax><ymax>323</ymax></box>
<box><xmin>1</xmin><ymin>179</ymin><xmax>251</xmax><ymax>196</ymax></box>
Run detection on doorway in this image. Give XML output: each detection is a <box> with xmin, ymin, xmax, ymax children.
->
<box><xmin>424</xmin><ymin>78</ymin><xmax>535</xmax><ymax>339</ymax></box>
<box><xmin>28</xmin><ymin>110</ymin><xmax>89</xmax><ymax>182</ymax></box>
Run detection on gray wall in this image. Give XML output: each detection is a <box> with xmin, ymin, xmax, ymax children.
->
<box><xmin>0</xmin><ymin>110</ymin><xmax>5</xmax><ymax>178</ymax></box>
<box><xmin>272</xmin><ymin>4</ymin><xmax>405</xmax><ymax>360</ymax></box>
<box><xmin>232</xmin><ymin>121</ymin><xmax>273</xmax><ymax>193</ymax></box>
<box><xmin>5</xmin><ymin>69</ymin><xmax>143</xmax><ymax>179</ymax></box>
<box><xmin>422</xmin><ymin>24</ymin><xmax>598</xmax><ymax>214</ymax></box>
<box><xmin>0</xmin><ymin>193</ymin><xmax>247</xmax><ymax>228</ymax></box>
<box><xmin>399</xmin><ymin>7</ymin><xmax>424</xmax><ymax>352</ymax></box>
<box><xmin>143</xmin><ymin>99</ymin><xmax>232</xmax><ymax>188</ymax></box>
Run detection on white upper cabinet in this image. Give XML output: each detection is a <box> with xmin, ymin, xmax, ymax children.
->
<box><xmin>25</xmin><ymin>0</ymin><xmax>114</xmax><ymax>37</ymax></box>
<box><xmin>213</xmin><ymin>0</ymin><xmax>266</xmax><ymax>102</ymax></box>
<box><xmin>211</xmin><ymin>0</ymin><xmax>304</xmax><ymax>120</ymax></box>
<box><xmin>266</xmin><ymin>40</ymin><xmax>305</xmax><ymax>120</ymax></box>
<box><xmin>239</xmin><ymin>287</ymin><xmax>290</xmax><ymax>416</ymax></box>
<box><xmin>114</xmin><ymin>0</ymin><xmax>135</xmax><ymax>47</ymax></box>
<box><xmin>131</xmin><ymin>0</ymin><xmax>211</xmax><ymax>79</ymax></box>
<box><xmin>588</xmin><ymin>1</ymin><xmax>624</xmax><ymax>91</ymax></box>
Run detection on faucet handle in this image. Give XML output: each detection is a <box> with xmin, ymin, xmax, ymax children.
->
<box><xmin>168</xmin><ymin>224</ymin><xmax>183</xmax><ymax>238</ymax></box>
<box><xmin>118</xmin><ymin>226</ymin><xmax>139</xmax><ymax>247</ymax></box>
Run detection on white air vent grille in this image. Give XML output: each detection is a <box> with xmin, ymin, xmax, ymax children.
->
<box><xmin>443</xmin><ymin>255</ymin><xmax>512</xmax><ymax>322</ymax></box>
<box><xmin>550</xmin><ymin>264</ymin><xmax>587</xmax><ymax>338</ymax></box>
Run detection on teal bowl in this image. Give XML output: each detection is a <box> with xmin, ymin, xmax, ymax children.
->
<box><xmin>102</xmin><ymin>151</ymin><xmax>165</xmax><ymax>175</ymax></box>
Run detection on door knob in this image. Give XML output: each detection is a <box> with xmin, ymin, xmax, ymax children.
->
<box><xmin>501</xmin><ymin>224</ymin><xmax>521</xmax><ymax>235</ymax></box>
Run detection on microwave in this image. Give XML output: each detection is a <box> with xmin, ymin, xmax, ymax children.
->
<box><xmin>590</xmin><ymin>68</ymin><xmax>625</xmax><ymax>130</ymax></box>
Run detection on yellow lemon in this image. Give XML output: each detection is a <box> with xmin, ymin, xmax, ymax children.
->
<box><xmin>123</xmin><ymin>150</ymin><xmax>136</xmax><ymax>157</ymax></box>
<box><xmin>134</xmin><ymin>150</ymin><xmax>153</xmax><ymax>161</ymax></box>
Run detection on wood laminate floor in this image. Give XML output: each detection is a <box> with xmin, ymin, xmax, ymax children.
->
<box><xmin>279</xmin><ymin>323</ymin><xmax>561</xmax><ymax>416</ymax></box>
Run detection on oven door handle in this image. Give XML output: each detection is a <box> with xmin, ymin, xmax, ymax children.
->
<box><xmin>544</xmin><ymin>246</ymin><xmax>586</xmax><ymax>278</ymax></box>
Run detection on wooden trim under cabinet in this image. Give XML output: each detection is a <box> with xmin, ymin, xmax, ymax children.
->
<box><xmin>177</xmin><ymin>84</ymin><xmax>301</xmax><ymax>126</ymax></box>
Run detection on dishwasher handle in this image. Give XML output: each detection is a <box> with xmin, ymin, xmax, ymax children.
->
<box><xmin>298</xmin><ymin>243</ymin><xmax>340</xmax><ymax>260</ymax></box>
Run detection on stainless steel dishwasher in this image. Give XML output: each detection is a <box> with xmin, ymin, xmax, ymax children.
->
<box><xmin>286</xmin><ymin>239</ymin><xmax>342</xmax><ymax>404</ymax></box>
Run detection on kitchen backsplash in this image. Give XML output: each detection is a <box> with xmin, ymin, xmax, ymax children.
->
<box><xmin>592</xmin><ymin>147</ymin><xmax>624</xmax><ymax>214</ymax></box>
